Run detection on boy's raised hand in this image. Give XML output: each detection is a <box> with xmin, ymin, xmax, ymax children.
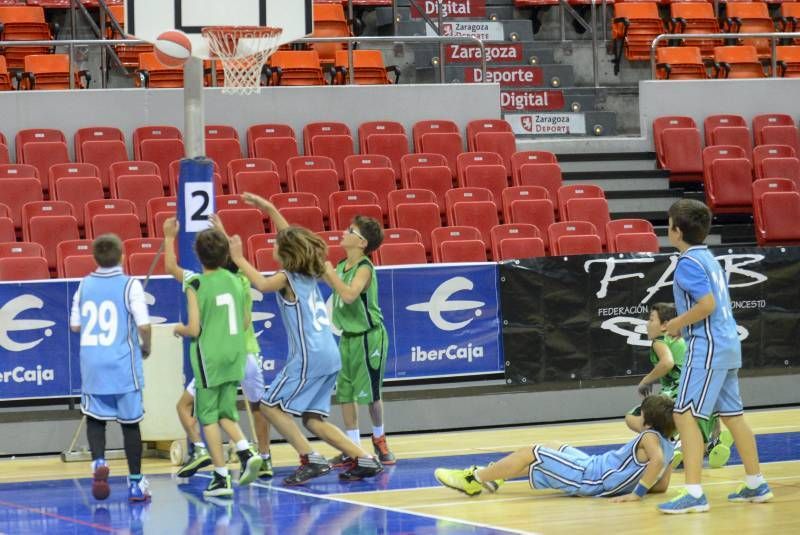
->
<box><xmin>163</xmin><ymin>216</ymin><xmax>179</xmax><ymax>238</ymax></box>
<box><xmin>209</xmin><ymin>213</ymin><xmax>227</xmax><ymax>236</ymax></box>
<box><xmin>664</xmin><ymin>318</ymin><xmax>681</xmax><ymax>337</ymax></box>
<box><xmin>228</xmin><ymin>235</ymin><xmax>245</xmax><ymax>261</ymax></box>
<box><xmin>243</xmin><ymin>192</ymin><xmax>273</xmax><ymax>212</ymax></box>
<box><xmin>637</xmin><ymin>381</ymin><xmax>653</xmax><ymax>397</ymax></box>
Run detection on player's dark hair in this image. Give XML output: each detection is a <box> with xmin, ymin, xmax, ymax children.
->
<box><xmin>92</xmin><ymin>234</ymin><xmax>123</xmax><ymax>268</ymax></box>
<box><xmin>668</xmin><ymin>199</ymin><xmax>711</xmax><ymax>245</ymax></box>
<box><xmin>650</xmin><ymin>303</ymin><xmax>677</xmax><ymax>324</ymax></box>
<box><xmin>641</xmin><ymin>395</ymin><xmax>677</xmax><ymax>438</ymax></box>
<box><xmin>352</xmin><ymin>215</ymin><xmax>384</xmax><ymax>255</ymax></box>
<box><xmin>275</xmin><ymin>226</ymin><xmax>327</xmax><ymax>277</ymax></box>
<box><xmin>194</xmin><ymin>228</ymin><xmax>229</xmax><ymax>270</ymax></box>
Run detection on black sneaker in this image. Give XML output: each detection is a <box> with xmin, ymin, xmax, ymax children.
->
<box><xmin>203</xmin><ymin>472</ymin><xmax>233</xmax><ymax>498</ymax></box>
<box><xmin>177</xmin><ymin>447</ymin><xmax>212</xmax><ymax>478</ymax></box>
<box><xmin>236</xmin><ymin>448</ymin><xmax>262</xmax><ymax>487</ymax></box>
<box><xmin>339</xmin><ymin>456</ymin><xmax>383</xmax><ymax>481</ymax></box>
<box><xmin>283</xmin><ymin>454</ymin><xmax>331</xmax><ymax>486</ymax></box>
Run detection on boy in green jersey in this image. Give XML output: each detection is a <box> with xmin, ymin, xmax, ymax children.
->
<box><xmin>323</xmin><ymin>215</ymin><xmax>396</xmax><ymax>466</ymax></box>
<box><xmin>626</xmin><ymin>303</ymin><xmax>732</xmax><ymax>469</ymax></box>
<box><xmin>166</xmin><ymin>216</ymin><xmax>273</xmax><ymax>481</ymax></box>
<box><xmin>168</xmin><ymin>219</ymin><xmax>262</xmax><ymax>498</ymax></box>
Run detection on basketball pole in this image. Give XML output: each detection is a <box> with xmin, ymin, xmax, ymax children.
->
<box><xmin>184</xmin><ymin>58</ymin><xmax>205</xmax><ymax>160</ymax></box>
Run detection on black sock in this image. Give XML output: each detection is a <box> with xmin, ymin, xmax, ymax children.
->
<box><xmin>86</xmin><ymin>417</ymin><xmax>107</xmax><ymax>461</ymax></box>
<box><xmin>121</xmin><ymin>423</ymin><xmax>142</xmax><ymax>475</ymax></box>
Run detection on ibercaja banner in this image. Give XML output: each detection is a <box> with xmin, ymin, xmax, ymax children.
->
<box><xmin>500</xmin><ymin>247</ymin><xmax>800</xmax><ymax>386</ymax></box>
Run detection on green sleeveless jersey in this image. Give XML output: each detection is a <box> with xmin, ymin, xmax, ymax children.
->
<box><xmin>332</xmin><ymin>257</ymin><xmax>384</xmax><ymax>334</ymax></box>
<box><xmin>183</xmin><ymin>269</ymin><xmax>246</xmax><ymax>388</ymax></box>
<box><xmin>236</xmin><ymin>272</ymin><xmax>261</xmax><ymax>355</ymax></box>
<box><xmin>650</xmin><ymin>335</ymin><xmax>686</xmax><ymax>395</ymax></box>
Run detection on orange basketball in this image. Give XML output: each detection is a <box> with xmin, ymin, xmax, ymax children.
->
<box><xmin>154</xmin><ymin>30</ymin><xmax>192</xmax><ymax>67</ymax></box>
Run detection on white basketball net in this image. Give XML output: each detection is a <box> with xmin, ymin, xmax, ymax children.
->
<box><xmin>202</xmin><ymin>26</ymin><xmax>283</xmax><ymax>95</ymax></box>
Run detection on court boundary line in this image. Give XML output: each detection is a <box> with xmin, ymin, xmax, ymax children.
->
<box><xmin>194</xmin><ymin>474</ymin><xmax>539</xmax><ymax>535</ymax></box>
<box><xmin>0</xmin><ymin>498</ymin><xmax>121</xmax><ymax>534</ymax></box>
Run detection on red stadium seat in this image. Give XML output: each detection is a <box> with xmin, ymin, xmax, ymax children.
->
<box><xmin>761</xmin><ymin>126</ymin><xmax>800</xmax><ymax>156</ymax></box>
<box><xmin>48</xmin><ymin>162</ymin><xmax>100</xmax><ymax>195</ymax></box>
<box><xmin>722</xmin><ymin>3</ymin><xmax>774</xmax><ymax>58</ymax></box>
<box><xmin>247</xmin><ymin>123</ymin><xmax>295</xmax><ymax>157</ymax></box>
<box><xmin>365</xmin><ymin>133</ymin><xmax>409</xmax><ymax>179</ymax></box>
<box><xmin>515</xmin><ymin>164</ymin><xmax>562</xmax><ymax>209</ymax></box>
<box><xmin>752</xmin><ymin>178</ymin><xmax>798</xmax><ymax>246</ymax></box>
<box><xmin>0</xmin><ymin>256</ymin><xmax>50</xmax><ymax>280</ymax></box>
<box><xmin>90</xmin><ymin>213</ymin><xmax>141</xmax><ymax>241</ymax></box>
<box><xmin>343</xmin><ymin>154</ymin><xmax>393</xmax><ymax>189</ymax></box>
<box><xmin>754</xmin><ymin>191</ymin><xmax>800</xmax><ymax>245</ymax></box>
<box><xmin>82</xmin><ymin>140</ymin><xmax>129</xmax><ymax>191</ymax></box>
<box><xmin>329</xmin><ymin>190</ymin><xmax>382</xmax><ymax>228</ymax></box>
<box><xmin>557</xmin><ymin>184</ymin><xmax>604</xmax><ymax>221</ymax></box>
<box><xmin>497</xmin><ymin>236</ymin><xmax>546</xmax><ymax>260</ymax></box>
<box><xmin>490</xmin><ymin>223</ymin><xmax>540</xmax><ymax>261</ymax></box>
<box><xmin>218</xmin><ymin>208</ymin><xmax>265</xmax><ymax>256</ymax></box>
<box><xmin>52</xmin><ymin>176</ymin><xmax>104</xmax><ymax>229</ymax></box>
<box><xmin>109</xmin><ymin>161</ymin><xmax>160</xmax><ymax>196</ymax></box>
<box><xmin>310</xmin><ymin>135</ymin><xmax>354</xmax><ymax>184</ymax></box>
<box><xmin>508</xmin><ymin>199</ymin><xmax>556</xmax><ymax>251</ymax></box>
<box><xmin>336</xmin><ymin>203</ymin><xmax>383</xmax><ymax>233</ymax></box>
<box><xmin>456</xmin><ymin>152</ymin><xmax>504</xmax><ymax>186</ymax></box>
<box><xmin>548</xmin><ymin>221</ymin><xmax>598</xmax><ymax>256</ymax></box>
<box><xmin>419</xmin><ymin>132</ymin><xmax>463</xmax><ymax>178</ymax></box>
<box><xmin>431</xmin><ymin>225</ymin><xmax>481</xmax><ymax>263</ymax></box>
<box><xmin>205</xmin><ymin>124</ymin><xmax>239</xmax><ymax>140</ymax></box>
<box><xmin>702</xmin><ymin>145</ymin><xmax>753</xmax><ymax>213</ymax></box>
<box><xmin>381</xmin><ymin>227</ymin><xmax>422</xmax><ymax>245</ymax></box>
<box><xmin>466</xmin><ymin>119</ymin><xmax>513</xmax><ymax>152</ymax></box>
<box><xmin>358</xmin><ymin>121</ymin><xmax>405</xmax><ymax>153</ymax></box>
<box><xmin>21</xmin><ymin>141</ymin><xmax>69</xmax><ymax>194</ymax></box>
<box><xmin>758</xmin><ymin>156</ymin><xmax>800</xmax><ymax>190</ymax></box>
<box><xmin>655</xmin><ymin>46</ymin><xmax>708</xmax><ymax>80</ymax></box>
<box><xmin>511</xmin><ymin>151</ymin><xmax>557</xmax><ymax>185</ymax></box>
<box><xmin>606</xmin><ymin>219</ymin><xmax>655</xmax><ymax>253</ymax></box>
<box><xmin>293</xmin><ymin>169</ymin><xmax>340</xmax><ymax>222</ymax></box>
<box><xmin>0</xmin><ymin>217</ymin><xmax>13</xmax><ymax>242</ymax></box>
<box><xmin>286</xmin><ymin>155</ymin><xmax>336</xmax><ymax>189</ymax></box>
<box><xmin>451</xmin><ymin>201</ymin><xmax>498</xmax><ymax>257</ymax></box>
<box><xmin>445</xmin><ymin>187</ymin><xmax>494</xmax><ymax>225</ymax></box>
<box><xmin>233</xmin><ymin>171</ymin><xmax>282</xmax><ymax>199</ymax></box>
<box><xmin>270</xmin><ymin>192</ymin><xmax>319</xmax><ymax>210</ymax></box>
<box><xmin>255</xmin><ymin>248</ymin><xmax>281</xmax><ymax>272</ymax></box>
<box><xmin>29</xmin><ymin>214</ymin><xmax>79</xmax><ymax>269</ymax></box>
<box><xmin>246</xmin><ymin>233</ymin><xmax>277</xmax><ymax>263</ymax></box>
<box><xmin>2</xmin><ymin>177</ymin><xmax>43</xmax><ymax>229</ymax></box>
<box><xmin>502</xmin><ymin>186</ymin><xmax>550</xmax><ymax>223</ymax></box>
<box><xmin>412</xmin><ymin>120</ymin><xmax>458</xmax><ymax>152</ymax></box>
<box><xmin>303</xmin><ymin>122</ymin><xmax>351</xmax><ymax>154</ymax></box>
<box><xmin>557</xmin><ymin>234</ymin><xmax>603</xmax><ymax>256</ymax></box>
<box><xmin>22</xmin><ymin>200</ymin><xmax>71</xmax><ymax>241</ymax></box>
<box><xmin>614</xmin><ymin>232</ymin><xmax>660</xmax><ymax>254</ymax></box>
<box><xmin>278</xmin><ymin>206</ymin><xmax>325</xmax><ymax>232</ymax></box>
<box><xmin>474</xmin><ymin>132</ymin><xmax>516</xmax><ymax>176</ymax></box>
<box><xmin>753</xmin><ymin>114</ymin><xmax>795</xmax><ymax>145</ymax></box>
<box><xmin>215</xmin><ymin>194</ymin><xmax>249</xmax><ymax>211</ymax></box>
<box><xmin>400</xmin><ymin>153</ymin><xmax>449</xmax><ymax>188</ymax></box>
<box><xmin>753</xmin><ymin>144</ymin><xmax>796</xmax><ymax>170</ymax></box>
<box><xmin>56</xmin><ymin>239</ymin><xmax>92</xmax><ymax>278</ymax></box>
<box><xmin>387</xmin><ymin>189</ymin><xmax>438</xmax><ymax>227</ymax></box>
<box><xmin>253</xmin><ymin>137</ymin><xmax>299</xmax><ymax>188</ymax></box>
<box><xmin>406</xmin><ymin>166</ymin><xmax>451</xmax><ymax>218</ymax></box>
<box><xmin>564</xmin><ymin>197</ymin><xmax>611</xmax><ymax>248</ymax></box>
<box><xmin>377</xmin><ymin>242</ymin><xmax>427</xmax><ymax>266</ymax></box>
<box><xmin>205</xmin><ymin>138</ymin><xmax>244</xmax><ymax>192</ymax></box>
<box><xmin>462</xmin><ymin>165</ymin><xmax>507</xmax><ymax>218</ymax></box>
<box><xmin>440</xmin><ymin>239</ymin><xmax>487</xmax><ymax>263</ymax></box>
<box><xmin>115</xmin><ymin>175</ymin><xmax>163</xmax><ymax>225</ymax></box>
<box><xmin>146</xmin><ymin>196</ymin><xmax>177</xmax><ymax>237</ymax></box>
<box><xmin>351</xmin><ymin>168</ymin><xmax>396</xmax><ymax>220</ymax></box>
<box><xmin>0</xmin><ymin>163</ymin><xmax>39</xmax><ymax>181</ymax></box>
<box><xmin>228</xmin><ymin>158</ymin><xmax>277</xmax><ymax>184</ymax></box>
<box><xmin>123</xmin><ymin>237</ymin><xmax>164</xmax><ymax>257</ymax></box>
<box><xmin>703</xmin><ymin>115</ymin><xmax>747</xmax><ymax>146</ymax></box>
<box><xmin>15</xmin><ymin>128</ymin><xmax>65</xmax><ymax>163</ymax></box>
<box><xmin>74</xmin><ymin>126</ymin><xmax>124</xmax><ymax>163</ymax></box>
<box><xmin>393</xmin><ymin>203</ymin><xmax>440</xmax><ymax>256</ymax></box>
<box><xmin>612</xmin><ymin>2</ymin><xmax>665</xmax><ymax>70</ymax></box>
<box><xmin>668</xmin><ymin>3</ymin><xmax>721</xmax><ymax>59</ymax></box>
<box><xmin>653</xmin><ymin>116</ymin><xmax>703</xmax><ymax>179</ymax></box>
<box><xmin>139</xmin><ymin>138</ymin><xmax>185</xmax><ymax>192</ymax></box>
<box><xmin>127</xmin><ymin>252</ymin><xmax>166</xmax><ymax>276</ymax></box>
<box><xmin>63</xmin><ymin>255</ymin><xmax>97</xmax><ymax>278</ymax></box>
<box><xmin>0</xmin><ymin>241</ymin><xmax>44</xmax><ymax>259</ymax></box>
<box><xmin>133</xmin><ymin>125</ymin><xmax>182</xmax><ymax>160</ymax></box>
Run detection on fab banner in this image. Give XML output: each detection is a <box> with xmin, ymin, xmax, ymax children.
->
<box><xmin>500</xmin><ymin>247</ymin><xmax>800</xmax><ymax>386</ymax></box>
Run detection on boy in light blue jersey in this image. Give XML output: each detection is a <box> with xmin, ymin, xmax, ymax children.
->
<box><xmin>70</xmin><ymin>234</ymin><xmax>152</xmax><ymax>502</ymax></box>
<box><xmin>658</xmin><ymin>199</ymin><xmax>772</xmax><ymax>514</ymax></box>
<box><xmin>435</xmin><ymin>396</ymin><xmax>675</xmax><ymax>502</ymax></box>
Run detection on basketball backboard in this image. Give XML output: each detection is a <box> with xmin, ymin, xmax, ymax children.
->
<box><xmin>124</xmin><ymin>0</ymin><xmax>313</xmax><ymax>59</ymax></box>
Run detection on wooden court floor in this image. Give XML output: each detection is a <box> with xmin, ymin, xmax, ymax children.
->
<box><xmin>1</xmin><ymin>408</ymin><xmax>798</xmax><ymax>534</ymax></box>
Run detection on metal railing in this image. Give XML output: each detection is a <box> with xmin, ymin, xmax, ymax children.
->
<box><xmin>650</xmin><ymin>32</ymin><xmax>800</xmax><ymax>79</ymax></box>
<box><xmin>295</xmin><ymin>35</ymin><xmax>487</xmax><ymax>86</ymax></box>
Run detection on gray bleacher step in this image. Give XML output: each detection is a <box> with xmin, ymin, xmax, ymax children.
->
<box><xmin>558</xmin><ymin>159</ymin><xmax>662</xmax><ymax>173</ymax></box>
<box><xmin>556</xmin><ymin>152</ymin><xmax>658</xmax><ymax>162</ymax></box>
<box><xmin>563</xmin><ymin>176</ymin><xmax>670</xmax><ymax>192</ymax></box>
<box><xmin>562</xmin><ymin>169</ymin><xmax>670</xmax><ymax>180</ymax></box>
<box><xmin>395</xmin><ymin>20</ymin><xmax>535</xmax><ymax>42</ymax></box>
<box><xmin>608</xmin><ymin>195</ymin><xmax>683</xmax><ymax>220</ymax></box>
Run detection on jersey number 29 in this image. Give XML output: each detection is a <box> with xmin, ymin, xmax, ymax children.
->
<box><xmin>81</xmin><ymin>300</ymin><xmax>118</xmax><ymax>346</ymax></box>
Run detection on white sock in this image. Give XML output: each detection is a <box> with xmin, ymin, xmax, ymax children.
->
<box><xmin>260</xmin><ymin>453</ymin><xmax>271</xmax><ymax>460</ymax></box>
<box><xmin>346</xmin><ymin>429</ymin><xmax>360</xmax><ymax>445</ymax></box>
<box><xmin>194</xmin><ymin>442</ymin><xmax>206</xmax><ymax>449</ymax></box>
<box><xmin>236</xmin><ymin>440</ymin><xmax>249</xmax><ymax>451</ymax></box>
<box><xmin>215</xmin><ymin>467</ymin><xmax>229</xmax><ymax>477</ymax></box>
<box><xmin>745</xmin><ymin>474</ymin><xmax>765</xmax><ymax>489</ymax></box>
<box><xmin>685</xmin><ymin>484</ymin><xmax>704</xmax><ymax>498</ymax></box>
<box><xmin>372</xmin><ymin>425</ymin><xmax>384</xmax><ymax>439</ymax></box>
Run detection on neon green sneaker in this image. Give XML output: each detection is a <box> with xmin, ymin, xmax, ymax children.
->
<box><xmin>671</xmin><ymin>448</ymin><xmax>684</xmax><ymax>471</ymax></box>
<box><xmin>708</xmin><ymin>443</ymin><xmax>731</xmax><ymax>469</ymax></box>
<box><xmin>177</xmin><ymin>447</ymin><xmax>212</xmax><ymax>478</ymax></box>
<box><xmin>258</xmin><ymin>456</ymin><xmax>274</xmax><ymax>479</ymax></box>
<box><xmin>720</xmin><ymin>429</ymin><xmax>734</xmax><ymax>448</ymax></box>
<box><xmin>434</xmin><ymin>466</ymin><xmax>503</xmax><ymax>496</ymax></box>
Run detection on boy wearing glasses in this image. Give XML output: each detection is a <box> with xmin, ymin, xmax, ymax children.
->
<box><xmin>323</xmin><ymin>216</ymin><xmax>396</xmax><ymax>468</ymax></box>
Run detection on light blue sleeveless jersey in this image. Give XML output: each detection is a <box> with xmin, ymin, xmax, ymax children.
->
<box><xmin>672</xmin><ymin>245</ymin><xmax>741</xmax><ymax>369</ymax></box>
<box><xmin>76</xmin><ymin>269</ymin><xmax>143</xmax><ymax>395</ymax></box>
<box><xmin>585</xmin><ymin>430</ymin><xmax>675</xmax><ymax>497</ymax></box>
<box><xmin>276</xmin><ymin>271</ymin><xmax>341</xmax><ymax>379</ymax></box>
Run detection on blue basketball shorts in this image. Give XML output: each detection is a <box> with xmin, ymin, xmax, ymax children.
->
<box><xmin>262</xmin><ymin>370</ymin><xmax>337</xmax><ymax>417</ymax></box>
<box><xmin>529</xmin><ymin>444</ymin><xmax>598</xmax><ymax>496</ymax></box>
<box><xmin>674</xmin><ymin>367</ymin><xmax>744</xmax><ymax>419</ymax></box>
<box><xmin>81</xmin><ymin>390</ymin><xmax>144</xmax><ymax>424</ymax></box>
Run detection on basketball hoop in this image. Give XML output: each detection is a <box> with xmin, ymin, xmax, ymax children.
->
<box><xmin>202</xmin><ymin>26</ymin><xmax>283</xmax><ymax>95</ymax></box>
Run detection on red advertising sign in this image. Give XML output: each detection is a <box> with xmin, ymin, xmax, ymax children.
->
<box><xmin>445</xmin><ymin>43</ymin><xmax>524</xmax><ymax>64</ymax></box>
<box><xmin>501</xmin><ymin>91</ymin><xmax>565</xmax><ymax>112</ymax></box>
<box><xmin>410</xmin><ymin>0</ymin><xmax>487</xmax><ymax>19</ymax></box>
<box><xmin>464</xmin><ymin>66</ymin><xmax>543</xmax><ymax>86</ymax></box>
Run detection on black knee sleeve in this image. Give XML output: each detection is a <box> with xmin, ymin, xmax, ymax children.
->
<box><xmin>121</xmin><ymin>423</ymin><xmax>143</xmax><ymax>475</ymax></box>
<box><xmin>86</xmin><ymin>417</ymin><xmax>107</xmax><ymax>461</ymax></box>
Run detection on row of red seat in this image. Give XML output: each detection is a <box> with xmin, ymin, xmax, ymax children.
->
<box><xmin>656</xmin><ymin>45</ymin><xmax>800</xmax><ymax>79</ymax></box>
<box><xmin>0</xmin><ymin>216</ymin><xmax>661</xmax><ymax>281</ymax></box>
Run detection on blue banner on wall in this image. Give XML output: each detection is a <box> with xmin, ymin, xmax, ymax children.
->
<box><xmin>0</xmin><ymin>263</ymin><xmax>503</xmax><ymax>401</ymax></box>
